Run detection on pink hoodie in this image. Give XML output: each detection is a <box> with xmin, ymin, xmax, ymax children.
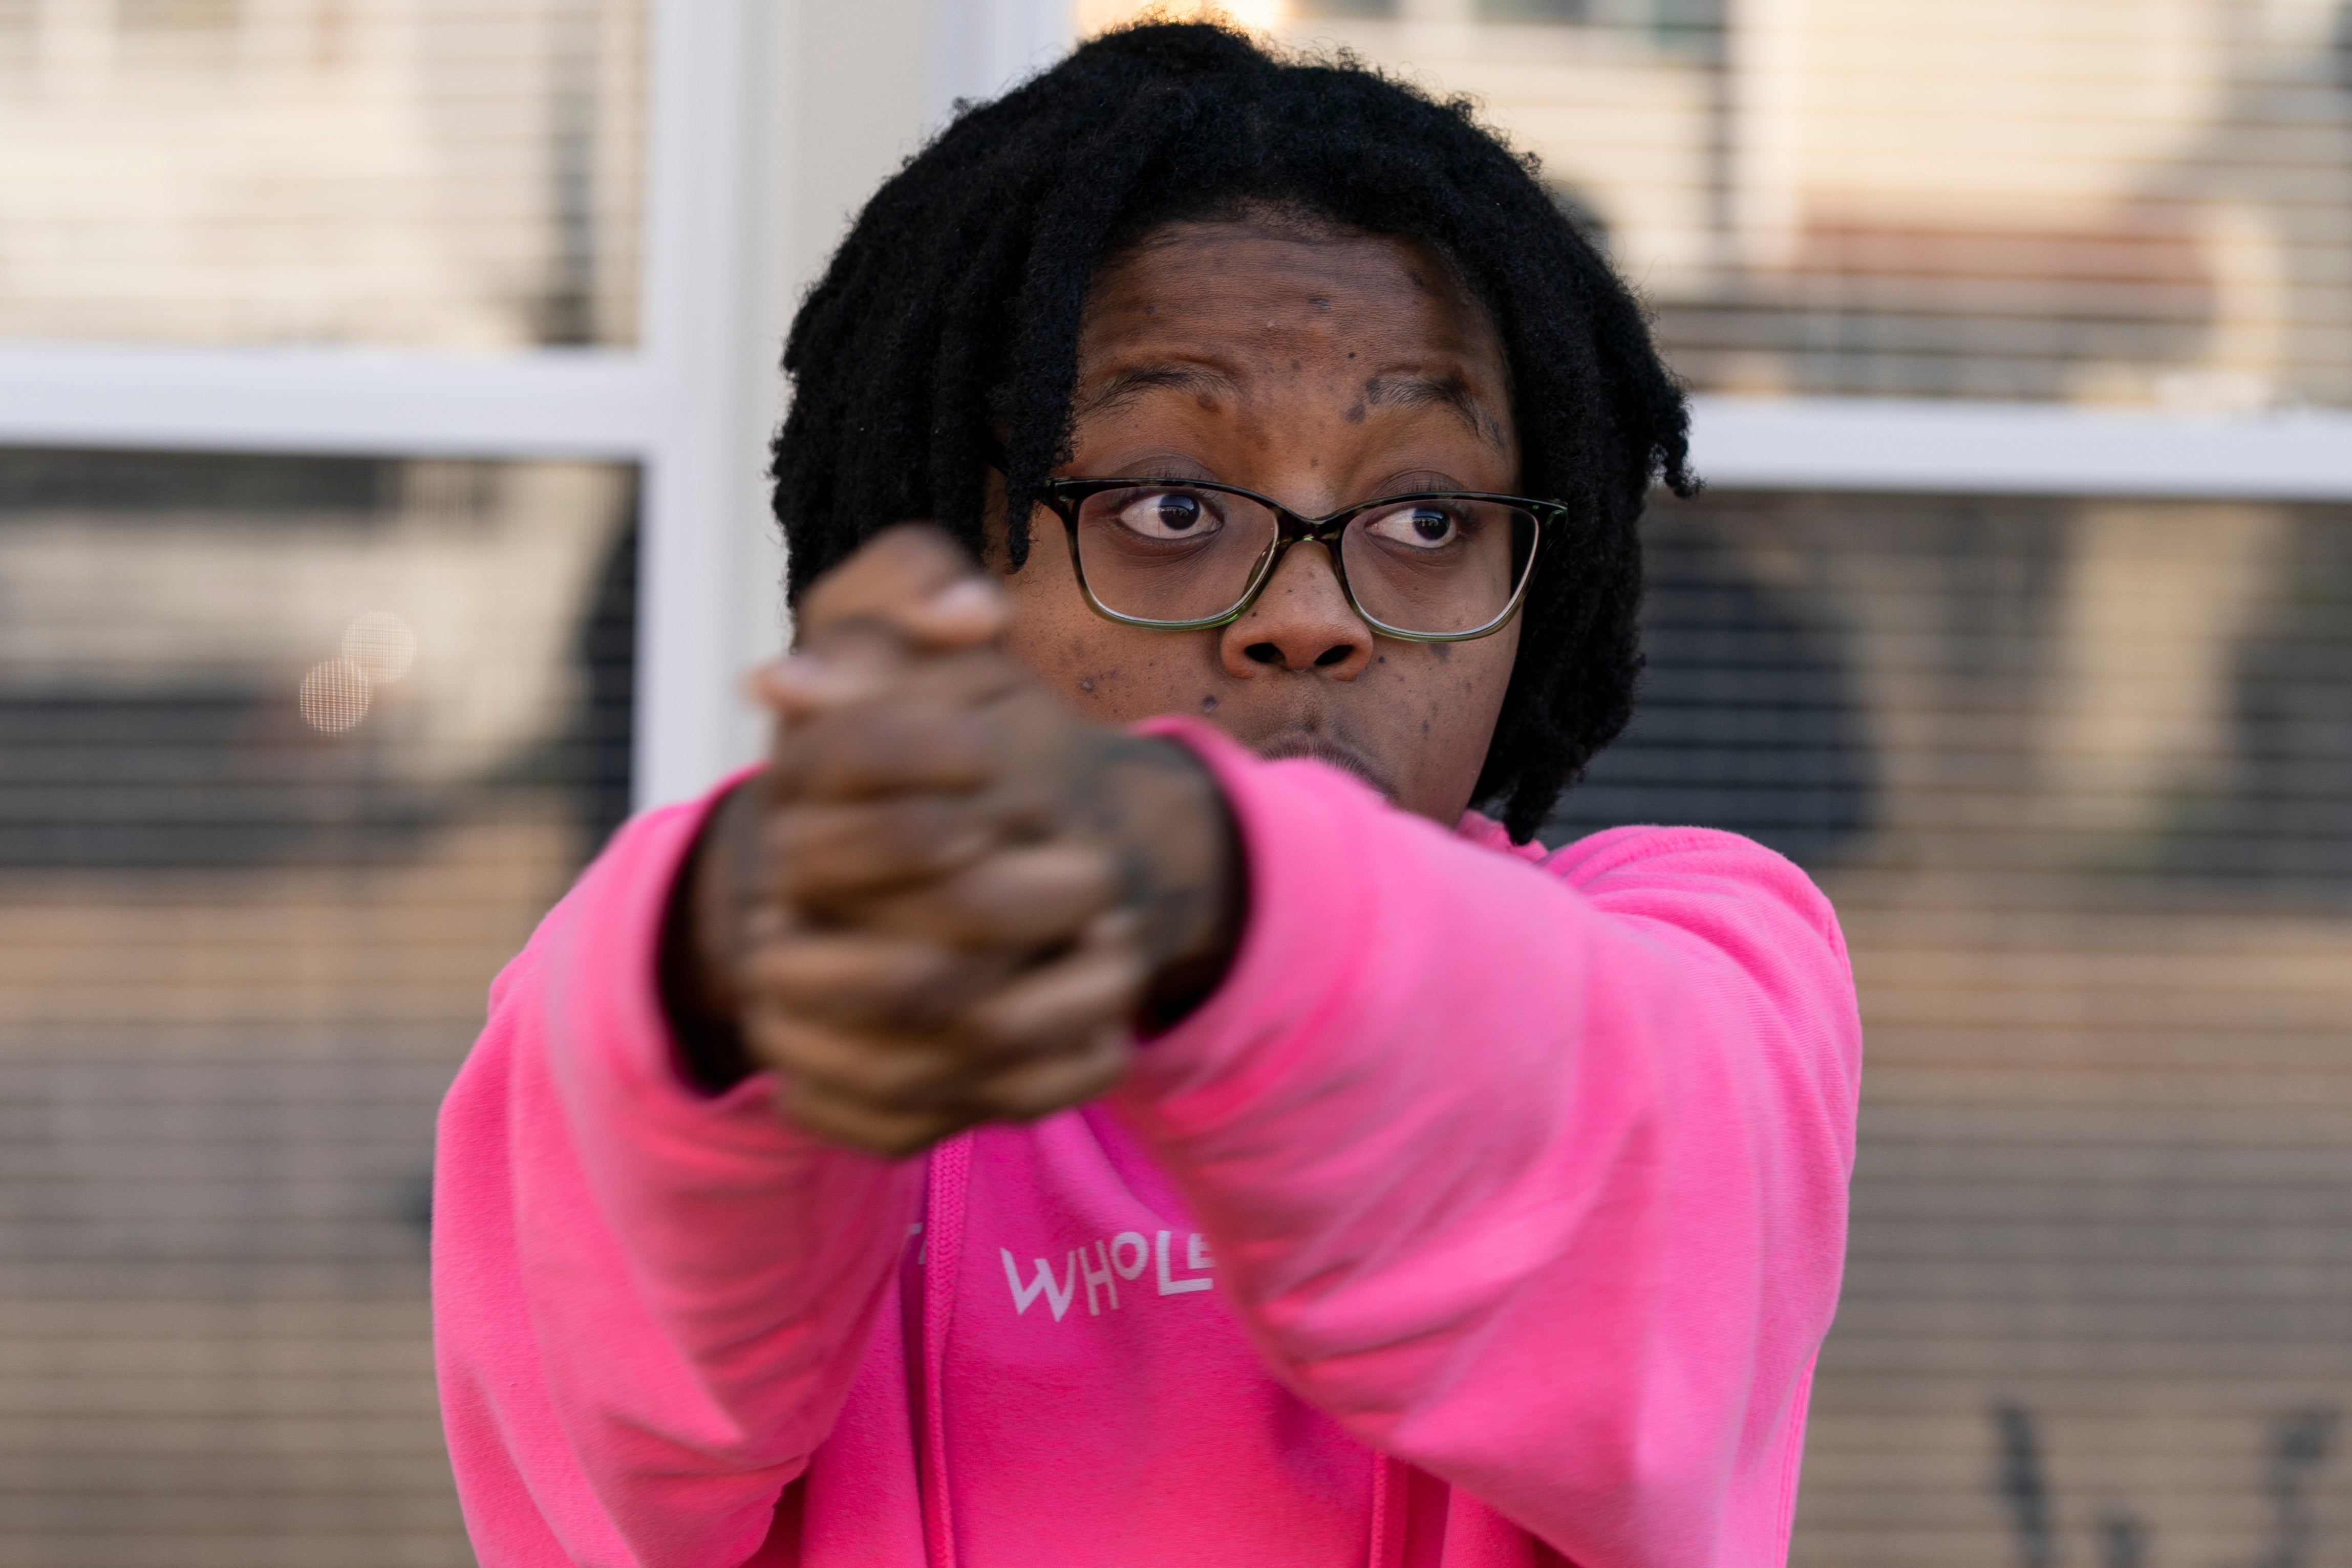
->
<box><xmin>433</xmin><ymin>718</ymin><xmax>1862</xmax><ymax>1567</ymax></box>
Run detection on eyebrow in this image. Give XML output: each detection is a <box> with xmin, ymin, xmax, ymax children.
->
<box><xmin>1072</xmin><ymin>360</ymin><xmax>1510</xmax><ymax>452</ymax></box>
<box><xmin>1362</xmin><ymin>371</ymin><xmax>1510</xmax><ymax>451</ymax></box>
<box><xmin>1072</xmin><ymin>363</ymin><xmax>1239</xmax><ymax>419</ymax></box>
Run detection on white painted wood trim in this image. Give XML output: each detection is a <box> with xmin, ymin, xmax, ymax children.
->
<box><xmin>631</xmin><ymin>0</ymin><xmax>777</xmax><ymax>809</ymax></box>
<box><xmin>1686</xmin><ymin>395</ymin><xmax>2352</xmax><ymax>502</ymax></box>
<box><xmin>0</xmin><ymin>345</ymin><xmax>660</xmax><ymax>458</ymax></box>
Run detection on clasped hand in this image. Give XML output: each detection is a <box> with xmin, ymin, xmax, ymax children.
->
<box><xmin>667</xmin><ymin>527</ymin><xmax>1239</xmax><ymax>1156</ymax></box>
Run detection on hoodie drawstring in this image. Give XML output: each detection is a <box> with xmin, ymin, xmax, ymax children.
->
<box><xmin>920</xmin><ymin>1133</ymin><xmax>974</xmax><ymax>1568</ymax></box>
<box><xmin>1368</xmin><ymin>1452</ymin><xmax>1409</xmax><ymax>1567</ymax></box>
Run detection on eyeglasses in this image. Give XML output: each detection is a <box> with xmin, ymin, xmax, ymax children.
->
<box><xmin>1037</xmin><ymin>477</ymin><xmax>1567</xmax><ymax>642</ymax></box>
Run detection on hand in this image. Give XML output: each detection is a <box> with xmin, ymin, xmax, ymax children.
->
<box><xmin>662</xmin><ymin>526</ymin><xmax>1241</xmax><ymax>1155</ymax></box>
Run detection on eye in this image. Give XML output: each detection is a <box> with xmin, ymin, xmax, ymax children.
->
<box><xmin>1364</xmin><ymin>503</ymin><xmax>1462</xmax><ymax>550</ymax></box>
<box><xmin>1113</xmin><ymin>488</ymin><xmax>1216</xmax><ymax>541</ymax></box>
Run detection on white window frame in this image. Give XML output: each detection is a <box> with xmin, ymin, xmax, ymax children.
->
<box><xmin>1685</xmin><ymin>396</ymin><xmax>2352</xmax><ymax>503</ymax></box>
<box><xmin>7</xmin><ymin>0</ymin><xmax>2352</xmax><ymax>813</ymax></box>
<box><xmin>0</xmin><ymin>0</ymin><xmax>781</xmax><ymax>811</ymax></box>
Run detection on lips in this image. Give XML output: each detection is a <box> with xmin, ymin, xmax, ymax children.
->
<box><xmin>1253</xmin><ymin>732</ymin><xmax>1394</xmax><ymax>799</ymax></box>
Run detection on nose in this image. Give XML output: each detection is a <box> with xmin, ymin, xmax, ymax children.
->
<box><xmin>1216</xmin><ymin>541</ymin><xmax>1375</xmax><ymax>679</ymax></box>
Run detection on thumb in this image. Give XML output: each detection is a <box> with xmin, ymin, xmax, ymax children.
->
<box><xmin>793</xmin><ymin>523</ymin><xmax>1009</xmax><ymax>653</ymax></box>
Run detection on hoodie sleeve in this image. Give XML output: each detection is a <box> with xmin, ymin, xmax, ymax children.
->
<box><xmin>1118</xmin><ymin>718</ymin><xmax>1863</xmax><ymax>1568</ymax></box>
<box><xmin>431</xmin><ymin>785</ymin><xmax>922</xmax><ymax>1568</ymax></box>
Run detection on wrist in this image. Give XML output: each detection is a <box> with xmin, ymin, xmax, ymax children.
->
<box><xmin>1098</xmin><ymin>735</ymin><xmax>1245</xmax><ymax>1030</ymax></box>
<box><xmin>658</xmin><ymin>776</ymin><xmax>762</xmax><ymax>1092</ymax></box>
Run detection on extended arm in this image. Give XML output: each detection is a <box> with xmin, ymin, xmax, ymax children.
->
<box><xmin>1116</xmin><ymin>721</ymin><xmax>1863</xmax><ymax>1567</ymax></box>
<box><xmin>433</xmin><ymin>528</ymin><xmax>1237</xmax><ymax>1567</ymax></box>
<box><xmin>432</xmin><ymin>795</ymin><xmax>919</xmax><ymax>1568</ymax></box>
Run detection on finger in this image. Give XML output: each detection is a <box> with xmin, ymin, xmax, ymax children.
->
<box><xmin>858</xmin><ymin>842</ymin><xmax>1122</xmax><ymax>949</ymax></box>
<box><xmin>744</xmin><ymin>931</ymin><xmax>1021</xmax><ymax>1029</ymax></box>
<box><xmin>751</xmin><ymin>636</ymin><xmax>905</xmax><ymax>724</ymax></box>
<box><xmin>772</xmin><ymin>796</ymin><xmax>999</xmax><ymax>907</ymax></box>
<box><xmin>964</xmin><ymin>1026</ymin><xmax>1132</xmax><ymax>1122</ymax></box>
<box><xmin>757</xmin><ymin>636</ymin><xmax>1028</xmax><ymax>728</ymax></box>
<box><xmin>959</xmin><ymin>934</ymin><xmax>1150</xmax><ymax>1053</ymax></box>
<box><xmin>794</xmin><ymin>525</ymin><xmax>1008</xmax><ymax>652</ymax></box>
<box><xmin>780</xmin><ymin>1080</ymin><xmax>974</xmax><ymax>1158</ymax></box>
<box><xmin>744</xmin><ymin>1005</ymin><xmax>959</xmax><ymax>1107</ymax></box>
<box><xmin>759</xmin><ymin>653</ymin><xmax>1033</xmax><ymax>814</ymax></box>
<box><xmin>780</xmin><ymin>706</ymin><xmax>999</xmax><ymax>802</ymax></box>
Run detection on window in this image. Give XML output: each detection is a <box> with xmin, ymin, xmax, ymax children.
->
<box><xmin>4</xmin><ymin>0</ymin><xmax>645</xmax><ymax>348</ymax></box>
<box><xmin>1</xmin><ymin>449</ymin><xmax>632</xmax><ymax>1560</ymax></box>
<box><xmin>0</xmin><ymin>3</ymin><xmax>804</xmax><ymax>1558</ymax></box>
<box><xmin>1270</xmin><ymin>0</ymin><xmax>2352</xmax><ymax>413</ymax></box>
<box><xmin>1552</xmin><ymin>487</ymin><xmax>2352</xmax><ymax>1562</ymax></box>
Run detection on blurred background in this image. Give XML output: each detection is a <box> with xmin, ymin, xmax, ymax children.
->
<box><xmin>5</xmin><ymin>0</ymin><xmax>2351</xmax><ymax>1562</ymax></box>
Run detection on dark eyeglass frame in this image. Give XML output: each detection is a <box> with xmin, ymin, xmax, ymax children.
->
<box><xmin>1036</xmin><ymin>477</ymin><xmax>1571</xmax><ymax>643</ymax></box>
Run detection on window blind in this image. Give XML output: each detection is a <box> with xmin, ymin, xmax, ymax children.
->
<box><xmin>1550</xmin><ymin>490</ymin><xmax>2352</xmax><ymax>1565</ymax></box>
<box><xmin>0</xmin><ymin>447</ymin><xmax>634</xmax><ymax>1566</ymax></box>
<box><xmin>1274</xmin><ymin>0</ymin><xmax>2352</xmax><ymax>413</ymax></box>
<box><xmin>0</xmin><ymin>0</ymin><xmax>646</xmax><ymax>348</ymax></box>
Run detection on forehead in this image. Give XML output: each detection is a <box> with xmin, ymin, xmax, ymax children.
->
<box><xmin>1078</xmin><ymin>216</ymin><xmax>1504</xmax><ymax>371</ymax></box>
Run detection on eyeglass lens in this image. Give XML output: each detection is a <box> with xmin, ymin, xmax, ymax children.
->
<box><xmin>1072</xmin><ymin>485</ymin><xmax>1537</xmax><ymax>636</ymax></box>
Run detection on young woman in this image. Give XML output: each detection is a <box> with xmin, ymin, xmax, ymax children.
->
<box><xmin>433</xmin><ymin>23</ymin><xmax>1861</xmax><ymax>1568</ymax></box>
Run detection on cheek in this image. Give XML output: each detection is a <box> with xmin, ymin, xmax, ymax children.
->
<box><xmin>996</xmin><ymin>519</ymin><xmax>1095</xmax><ymax>675</ymax></box>
<box><xmin>1430</xmin><ymin>655</ymin><xmax>1514</xmax><ymax>742</ymax></box>
<box><xmin>1417</xmin><ymin>631</ymin><xmax>1518</xmax><ymax>718</ymax></box>
<box><xmin>1377</xmin><ymin>635</ymin><xmax>1519</xmax><ymax>783</ymax></box>
<box><xmin>999</xmin><ymin>532</ymin><xmax>1220</xmax><ymax>719</ymax></box>
<box><xmin>1000</xmin><ymin>578</ymin><xmax>1106</xmax><ymax>691</ymax></box>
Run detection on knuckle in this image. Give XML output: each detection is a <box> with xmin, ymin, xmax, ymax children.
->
<box><xmin>832</xmin><ymin>1046</ymin><xmax>940</xmax><ymax>1103</ymax></box>
<box><xmin>807</xmin><ymin>712</ymin><xmax>991</xmax><ymax>799</ymax></box>
<box><xmin>785</xmin><ymin>1080</ymin><xmax>955</xmax><ymax>1156</ymax></box>
<box><xmin>972</xmin><ymin>1079</ymin><xmax>1050</xmax><ymax>1121</ymax></box>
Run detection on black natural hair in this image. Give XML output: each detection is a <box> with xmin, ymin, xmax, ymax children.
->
<box><xmin>772</xmin><ymin>19</ymin><xmax>1694</xmax><ymax>841</ymax></box>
